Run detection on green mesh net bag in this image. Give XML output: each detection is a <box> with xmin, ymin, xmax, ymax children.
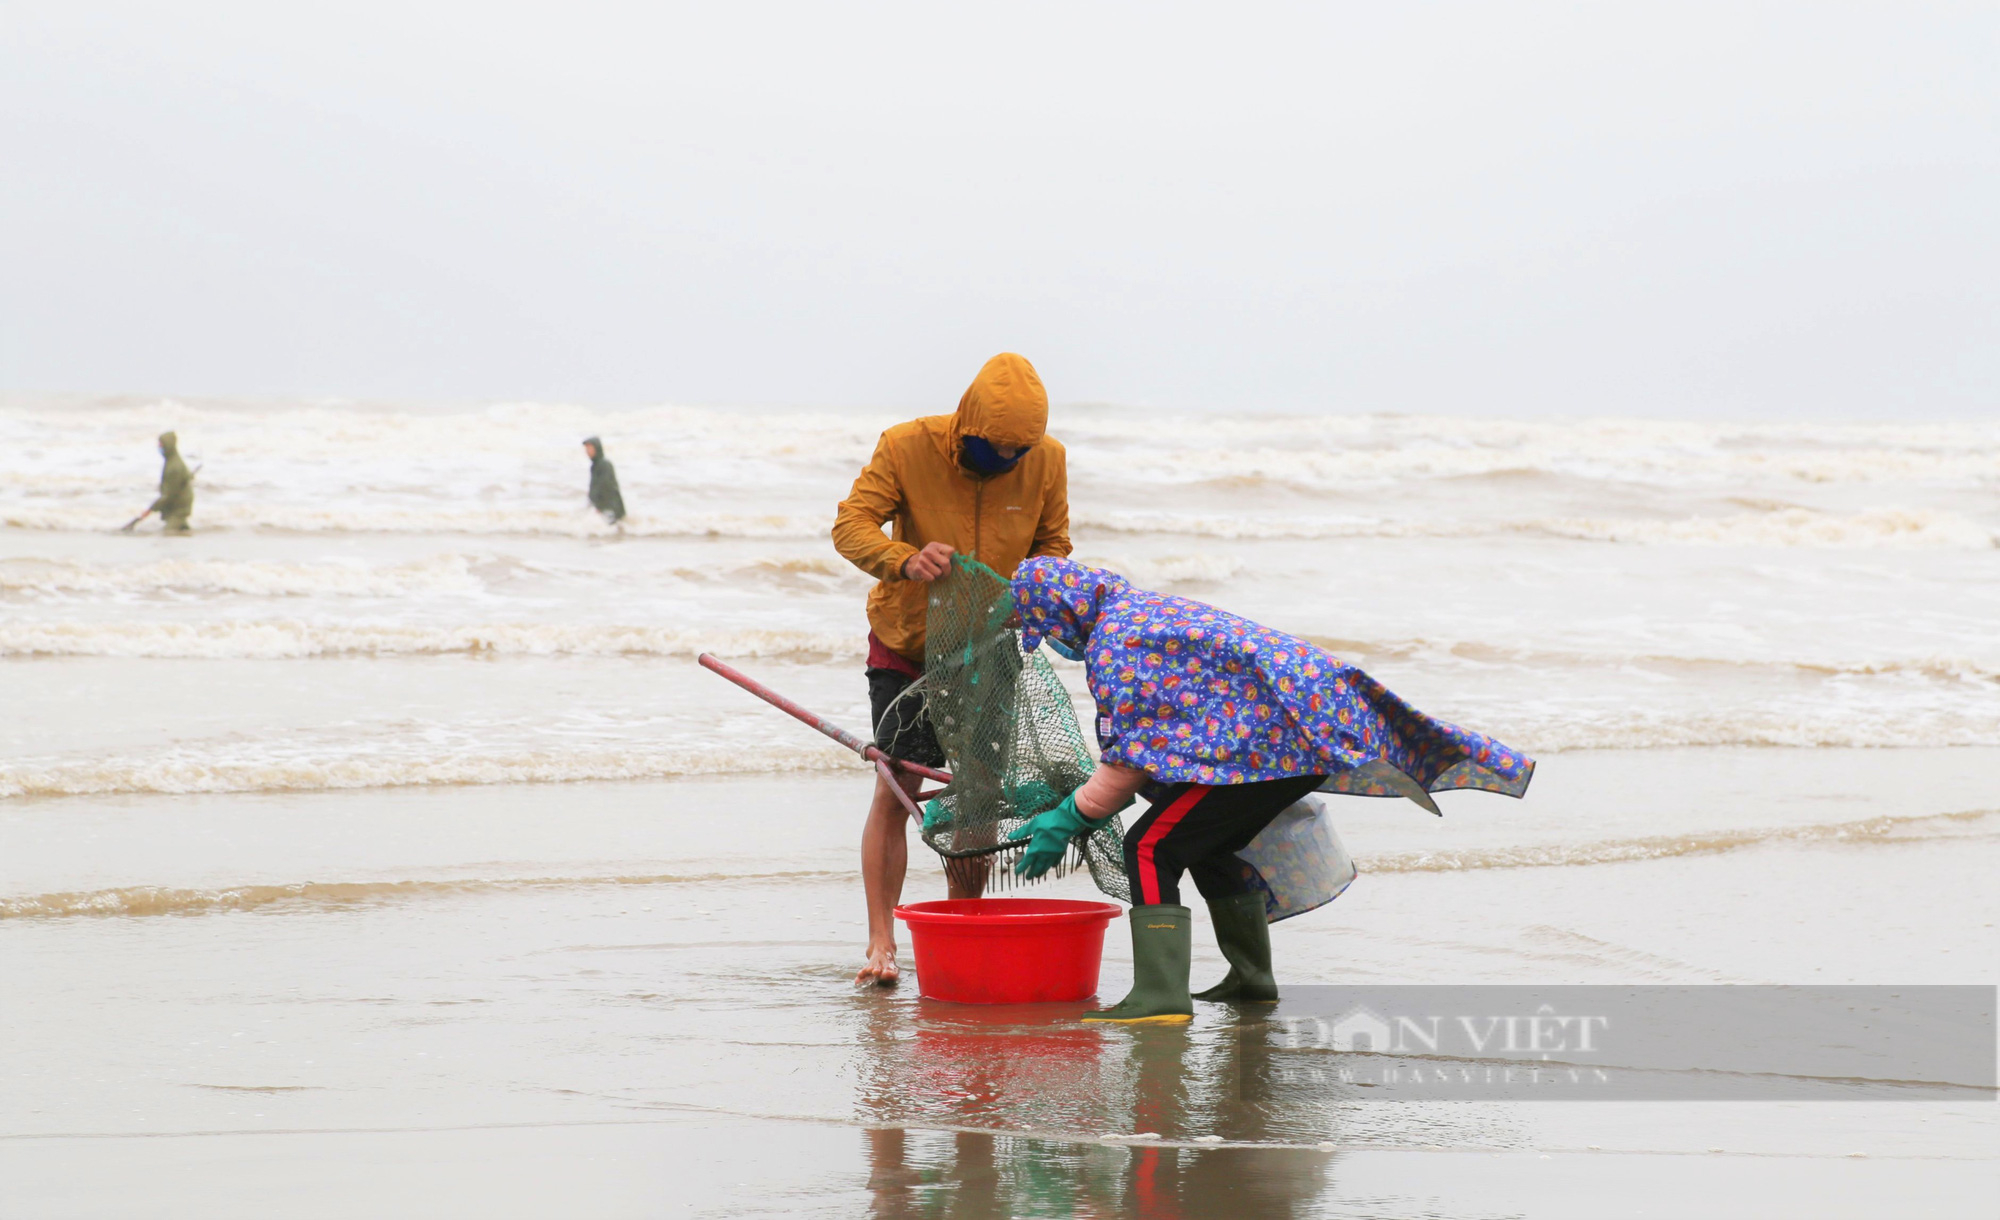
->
<box><xmin>912</xmin><ymin>556</ymin><xmax>1131</xmax><ymax>902</ymax></box>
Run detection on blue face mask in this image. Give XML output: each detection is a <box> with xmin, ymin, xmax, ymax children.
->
<box><xmin>1045</xmin><ymin>636</ymin><xmax>1087</xmax><ymax>662</ymax></box>
<box><xmin>960</xmin><ymin>435</ymin><xmax>1029</xmax><ymax>476</ymax></box>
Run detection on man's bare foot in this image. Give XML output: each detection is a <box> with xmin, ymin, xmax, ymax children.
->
<box><xmin>855</xmin><ymin>946</ymin><xmax>900</xmax><ymax>987</ymax></box>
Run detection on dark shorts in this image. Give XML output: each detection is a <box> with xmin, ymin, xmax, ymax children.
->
<box><xmin>866</xmin><ymin>668</ymin><xmax>947</xmax><ymax>770</ymax></box>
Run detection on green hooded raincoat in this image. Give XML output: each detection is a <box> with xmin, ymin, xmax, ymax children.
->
<box><xmin>149</xmin><ymin>431</ymin><xmax>195</xmax><ymax>530</ymax></box>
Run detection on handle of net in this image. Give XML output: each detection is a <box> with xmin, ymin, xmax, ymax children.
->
<box><xmin>695</xmin><ymin>653</ymin><xmax>953</xmax><ymax>785</ymax></box>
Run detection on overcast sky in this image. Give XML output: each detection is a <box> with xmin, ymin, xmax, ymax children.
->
<box><xmin>2</xmin><ymin>3</ymin><xmax>1994</xmax><ymax>418</ymax></box>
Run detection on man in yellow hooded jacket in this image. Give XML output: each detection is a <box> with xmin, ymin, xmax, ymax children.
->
<box><xmin>833</xmin><ymin>353</ymin><xmax>1072</xmax><ymax>985</ymax></box>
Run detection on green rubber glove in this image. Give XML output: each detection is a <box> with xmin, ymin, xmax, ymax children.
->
<box><xmin>922</xmin><ymin>798</ymin><xmax>951</xmax><ymax>835</ymax></box>
<box><xmin>1007</xmin><ymin>794</ymin><xmax>1097</xmax><ymax>879</ymax></box>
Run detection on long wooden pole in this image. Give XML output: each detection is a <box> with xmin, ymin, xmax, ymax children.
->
<box><xmin>695</xmin><ymin>654</ymin><xmax>953</xmax><ymax>791</ymax></box>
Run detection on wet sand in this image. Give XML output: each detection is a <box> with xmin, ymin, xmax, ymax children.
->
<box><xmin>3</xmin><ymin>755</ymin><xmax>1995</xmax><ymax>1216</ymax></box>
<box><xmin>7</xmin><ymin>1121</ymin><xmax>1996</xmax><ymax>1218</ymax></box>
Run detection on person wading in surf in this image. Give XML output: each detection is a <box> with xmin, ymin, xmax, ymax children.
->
<box><xmin>121</xmin><ymin>431</ymin><xmax>196</xmax><ymax>533</ymax></box>
<box><xmin>582</xmin><ymin>436</ymin><xmax>626</xmax><ymax>524</ymax></box>
<box><xmin>832</xmin><ymin>353</ymin><xmax>1073</xmax><ymax>986</ymax></box>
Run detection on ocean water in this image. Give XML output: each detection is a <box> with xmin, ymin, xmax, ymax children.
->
<box><xmin>2</xmin><ymin>397</ymin><xmax>1996</xmax><ymax>1216</ymax></box>
<box><xmin>4</xmin><ymin>397</ymin><xmax>1998</xmax><ymax>800</ymax></box>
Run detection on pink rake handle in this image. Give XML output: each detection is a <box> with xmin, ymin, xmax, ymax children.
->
<box><xmin>695</xmin><ymin>653</ymin><xmax>951</xmax><ymax>820</ymax></box>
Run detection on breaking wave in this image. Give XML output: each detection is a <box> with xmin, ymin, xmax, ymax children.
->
<box><xmin>0</xmin><ymin>621</ymin><xmax>865</xmax><ymax>660</ymax></box>
<box><xmin>0</xmin><ymin>552</ymin><xmax>876</xmax><ymax>601</ymax></box>
<box><xmin>0</xmin><ymin>503</ymin><xmax>827</xmax><ymax>539</ymax></box>
<box><xmin>8</xmin><ymin>617</ymin><xmax>1993</xmax><ymax>690</ymax></box>
<box><xmin>1291</xmin><ymin>636</ymin><xmax>2000</xmax><ymax>686</ymax></box>
<box><xmin>0</xmin><ymin>742</ymin><xmax>862</xmax><ymax>799</ymax></box>
<box><xmin>1492</xmin><ymin>710</ymin><xmax>2000</xmax><ymax>751</ymax></box>
<box><xmin>1080</xmin><ymin>552</ymin><xmax>1248</xmax><ymax>586</ymax></box>
<box><xmin>10</xmin><ymin>501</ymin><xmax>1988</xmax><ymax>548</ymax></box>
<box><xmin>1075</xmin><ymin>506</ymin><xmax>1997</xmax><ymax>548</ymax></box>
<box><xmin>0</xmin><ymin>554</ymin><xmax>483</xmax><ymax>598</ymax></box>
<box><xmin>10</xmin><ymin>398</ymin><xmax>1998</xmax><ymax>486</ymax></box>
<box><xmin>1061</xmin><ymin>414</ymin><xmax>2000</xmax><ymax>487</ymax></box>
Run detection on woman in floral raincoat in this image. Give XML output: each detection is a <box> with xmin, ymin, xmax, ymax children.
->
<box><xmin>1006</xmin><ymin>557</ymin><xmax>1533</xmax><ymax>1023</ymax></box>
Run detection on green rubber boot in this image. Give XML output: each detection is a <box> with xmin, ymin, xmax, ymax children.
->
<box><xmin>1192</xmin><ymin>892</ymin><xmax>1278</xmax><ymax>1003</ymax></box>
<box><xmin>1081</xmin><ymin>904</ymin><xmax>1194</xmax><ymax>1024</ymax></box>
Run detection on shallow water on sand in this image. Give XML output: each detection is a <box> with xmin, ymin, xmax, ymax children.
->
<box><xmin>3</xmin><ymin>399</ymin><xmax>1998</xmax><ymax>1215</ymax></box>
<box><xmin>3</xmin><ymin>764</ymin><xmax>1996</xmax><ymax>1215</ymax></box>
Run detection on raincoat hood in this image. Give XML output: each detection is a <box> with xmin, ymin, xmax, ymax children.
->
<box><xmin>159</xmin><ymin>432</ymin><xmax>180</xmax><ymax>457</ymax></box>
<box><xmin>951</xmin><ymin>353</ymin><xmax>1047</xmax><ymax>452</ymax></box>
<box><xmin>583</xmin><ymin>436</ymin><xmax>605</xmax><ymax>458</ymax></box>
<box><xmin>1013</xmin><ymin>557</ymin><xmax>1130</xmax><ymax>658</ymax></box>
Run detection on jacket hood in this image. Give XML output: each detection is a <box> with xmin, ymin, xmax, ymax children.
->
<box><xmin>1013</xmin><ymin>557</ymin><xmax>1130</xmax><ymax>657</ymax></box>
<box><xmin>159</xmin><ymin>431</ymin><xmax>180</xmax><ymax>457</ymax></box>
<box><xmin>583</xmin><ymin>436</ymin><xmax>605</xmax><ymax>459</ymax></box>
<box><xmin>952</xmin><ymin>353</ymin><xmax>1047</xmax><ymax>451</ymax></box>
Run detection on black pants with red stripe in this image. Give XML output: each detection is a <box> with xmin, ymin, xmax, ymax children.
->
<box><xmin>1123</xmin><ymin>774</ymin><xmax>1328</xmax><ymax>907</ymax></box>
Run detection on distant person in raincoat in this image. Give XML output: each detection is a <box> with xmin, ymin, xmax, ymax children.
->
<box><xmin>121</xmin><ymin>431</ymin><xmax>196</xmax><ymax>533</ymax></box>
<box><xmin>582</xmin><ymin>436</ymin><xmax>626</xmax><ymax>524</ymax></box>
<box><xmin>1004</xmin><ymin>557</ymin><xmax>1535</xmax><ymax>1023</ymax></box>
<box><xmin>832</xmin><ymin>353</ymin><xmax>1073</xmax><ymax>987</ymax></box>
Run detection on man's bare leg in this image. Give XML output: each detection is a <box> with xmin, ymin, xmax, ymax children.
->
<box><xmin>858</xmin><ymin>769</ymin><xmax>919</xmax><ymax>985</ymax></box>
<box><xmin>858</xmin><ymin>766</ymin><xmax>998</xmax><ymax>983</ymax></box>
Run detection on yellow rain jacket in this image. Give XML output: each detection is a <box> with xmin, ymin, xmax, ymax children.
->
<box><xmin>833</xmin><ymin>353</ymin><xmax>1072</xmax><ymax>662</ymax></box>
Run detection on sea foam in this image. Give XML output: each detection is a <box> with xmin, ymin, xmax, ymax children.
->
<box><xmin>0</xmin><ymin>741</ymin><xmax>862</xmax><ymax>800</ymax></box>
<box><xmin>0</xmin><ymin>620</ymin><xmax>865</xmax><ymax>660</ymax></box>
<box><xmin>1074</xmin><ymin>506</ymin><xmax>1996</xmax><ymax>548</ymax></box>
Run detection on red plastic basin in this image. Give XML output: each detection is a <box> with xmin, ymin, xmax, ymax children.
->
<box><xmin>895</xmin><ymin>898</ymin><xmax>1122</xmax><ymax>1004</ymax></box>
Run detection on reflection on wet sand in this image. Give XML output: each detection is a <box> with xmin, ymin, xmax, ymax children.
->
<box><xmin>852</xmin><ymin>995</ymin><xmax>1339</xmax><ymax>1217</ymax></box>
<box><xmin>863</xmin><ymin>1128</ymin><xmax>1337</xmax><ymax>1220</ymax></box>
